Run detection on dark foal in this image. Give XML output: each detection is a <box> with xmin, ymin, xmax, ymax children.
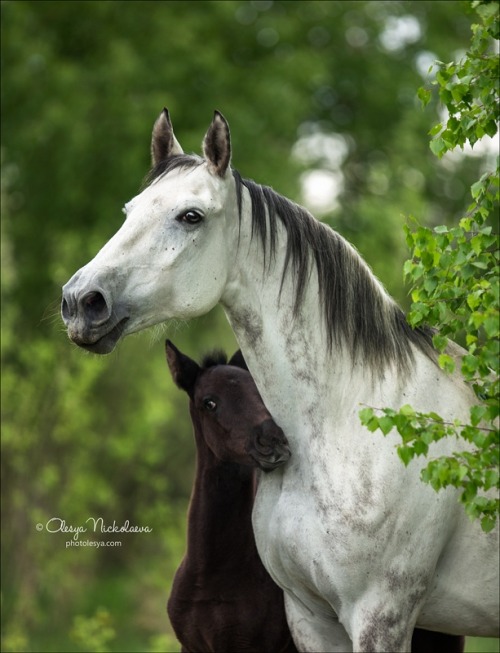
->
<box><xmin>165</xmin><ymin>340</ymin><xmax>464</xmax><ymax>653</ymax></box>
<box><xmin>166</xmin><ymin>340</ymin><xmax>297</xmax><ymax>653</ymax></box>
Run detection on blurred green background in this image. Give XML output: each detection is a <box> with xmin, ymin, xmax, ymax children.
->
<box><xmin>1</xmin><ymin>1</ymin><xmax>498</xmax><ymax>651</ymax></box>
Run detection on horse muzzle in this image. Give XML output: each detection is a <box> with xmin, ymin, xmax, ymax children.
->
<box><xmin>61</xmin><ymin>282</ymin><xmax>129</xmax><ymax>354</ymax></box>
<box><xmin>251</xmin><ymin>419</ymin><xmax>291</xmax><ymax>472</ymax></box>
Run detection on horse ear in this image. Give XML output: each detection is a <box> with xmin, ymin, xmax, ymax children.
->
<box><xmin>151</xmin><ymin>108</ymin><xmax>184</xmax><ymax>166</ymax></box>
<box><xmin>228</xmin><ymin>349</ymin><xmax>248</xmax><ymax>371</ymax></box>
<box><xmin>165</xmin><ymin>340</ymin><xmax>199</xmax><ymax>395</ymax></box>
<box><xmin>202</xmin><ymin>111</ymin><xmax>231</xmax><ymax>177</ymax></box>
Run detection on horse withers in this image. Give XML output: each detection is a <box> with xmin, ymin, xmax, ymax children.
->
<box><xmin>165</xmin><ymin>340</ymin><xmax>296</xmax><ymax>653</ymax></box>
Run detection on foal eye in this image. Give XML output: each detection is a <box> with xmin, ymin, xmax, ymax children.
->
<box><xmin>178</xmin><ymin>210</ymin><xmax>203</xmax><ymax>225</ymax></box>
<box><xmin>203</xmin><ymin>398</ymin><xmax>217</xmax><ymax>412</ymax></box>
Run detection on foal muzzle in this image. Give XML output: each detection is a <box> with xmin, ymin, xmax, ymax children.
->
<box><xmin>251</xmin><ymin>419</ymin><xmax>291</xmax><ymax>472</ymax></box>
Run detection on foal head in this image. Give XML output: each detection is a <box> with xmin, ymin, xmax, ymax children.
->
<box><xmin>166</xmin><ymin>340</ymin><xmax>291</xmax><ymax>472</ymax></box>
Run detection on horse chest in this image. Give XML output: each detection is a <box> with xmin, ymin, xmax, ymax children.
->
<box><xmin>253</xmin><ymin>471</ymin><xmax>343</xmax><ymax>612</ymax></box>
<box><xmin>252</xmin><ymin>445</ymin><xmax>418</xmax><ymax>614</ymax></box>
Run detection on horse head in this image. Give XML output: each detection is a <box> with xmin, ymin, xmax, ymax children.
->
<box><xmin>61</xmin><ymin>110</ymin><xmax>237</xmax><ymax>354</ymax></box>
<box><xmin>165</xmin><ymin>340</ymin><xmax>291</xmax><ymax>472</ymax></box>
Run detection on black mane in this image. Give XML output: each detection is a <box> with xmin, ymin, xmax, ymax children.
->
<box><xmin>232</xmin><ymin>171</ymin><xmax>435</xmax><ymax>373</ymax></box>
<box><xmin>147</xmin><ymin>156</ymin><xmax>435</xmax><ymax>373</ymax></box>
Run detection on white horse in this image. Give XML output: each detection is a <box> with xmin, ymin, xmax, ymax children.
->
<box><xmin>62</xmin><ymin>110</ymin><xmax>499</xmax><ymax>652</ymax></box>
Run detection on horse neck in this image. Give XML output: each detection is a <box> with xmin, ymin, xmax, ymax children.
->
<box><xmin>185</xmin><ymin>406</ymin><xmax>258</xmax><ymax>570</ymax></box>
<box><xmin>221</xmin><ymin>186</ymin><xmax>400</xmax><ymax>442</ymax></box>
<box><xmin>223</xmin><ymin>200</ymin><xmax>346</xmax><ymax>385</ymax></box>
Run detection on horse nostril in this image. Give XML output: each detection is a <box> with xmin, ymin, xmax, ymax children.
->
<box><xmin>257</xmin><ymin>420</ymin><xmax>287</xmax><ymax>447</ymax></box>
<box><xmin>81</xmin><ymin>291</ymin><xmax>110</xmax><ymax>323</ymax></box>
<box><xmin>256</xmin><ymin>433</ymin><xmax>273</xmax><ymax>454</ymax></box>
<box><xmin>255</xmin><ymin>423</ymin><xmax>285</xmax><ymax>454</ymax></box>
<box><xmin>61</xmin><ymin>297</ymin><xmax>71</xmax><ymax>322</ymax></box>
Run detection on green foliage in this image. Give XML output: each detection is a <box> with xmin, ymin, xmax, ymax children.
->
<box><xmin>0</xmin><ymin>626</ymin><xmax>30</xmax><ymax>653</ymax></box>
<box><xmin>465</xmin><ymin>637</ymin><xmax>500</xmax><ymax>652</ymax></box>
<box><xmin>425</xmin><ymin>0</ymin><xmax>499</xmax><ymax>155</ymax></box>
<box><xmin>361</xmin><ymin>0</ymin><xmax>499</xmax><ymax>531</ymax></box>
<box><xmin>148</xmin><ymin>633</ymin><xmax>181</xmax><ymax>653</ymax></box>
<box><xmin>2</xmin><ymin>1</ymin><xmax>498</xmax><ymax>650</ymax></box>
<box><xmin>71</xmin><ymin>608</ymin><xmax>116</xmax><ymax>653</ymax></box>
<box><xmin>404</xmin><ymin>206</ymin><xmax>499</xmax><ymax>396</ymax></box>
<box><xmin>360</xmin><ymin>405</ymin><xmax>499</xmax><ymax>532</ymax></box>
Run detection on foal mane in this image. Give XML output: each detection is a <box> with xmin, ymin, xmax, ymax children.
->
<box><xmin>146</xmin><ymin>154</ymin><xmax>435</xmax><ymax>374</ymax></box>
<box><xmin>201</xmin><ymin>351</ymin><xmax>228</xmax><ymax>369</ymax></box>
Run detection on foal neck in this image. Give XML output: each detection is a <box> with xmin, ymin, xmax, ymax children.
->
<box><xmin>186</xmin><ymin>411</ymin><xmax>258</xmax><ymax>569</ymax></box>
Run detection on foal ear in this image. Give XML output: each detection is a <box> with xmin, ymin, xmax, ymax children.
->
<box><xmin>228</xmin><ymin>350</ymin><xmax>248</xmax><ymax>371</ymax></box>
<box><xmin>165</xmin><ymin>340</ymin><xmax>199</xmax><ymax>395</ymax></box>
<box><xmin>151</xmin><ymin>108</ymin><xmax>184</xmax><ymax>166</ymax></box>
<box><xmin>202</xmin><ymin>110</ymin><xmax>231</xmax><ymax>177</ymax></box>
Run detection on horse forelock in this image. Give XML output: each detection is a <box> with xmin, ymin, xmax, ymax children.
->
<box><xmin>231</xmin><ymin>170</ymin><xmax>435</xmax><ymax>375</ymax></box>
<box><xmin>143</xmin><ymin>154</ymin><xmax>204</xmax><ymax>189</ymax></box>
<box><xmin>201</xmin><ymin>350</ymin><xmax>228</xmax><ymax>369</ymax></box>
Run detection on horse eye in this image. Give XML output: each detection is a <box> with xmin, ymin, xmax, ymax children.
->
<box><xmin>203</xmin><ymin>398</ymin><xmax>217</xmax><ymax>412</ymax></box>
<box><xmin>179</xmin><ymin>210</ymin><xmax>203</xmax><ymax>225</ymax></box>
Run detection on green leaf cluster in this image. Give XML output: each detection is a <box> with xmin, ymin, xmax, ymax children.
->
<box><xmin>360</xmin><ymin>406</ymin><xmax>499</xmax><ymax>532</ymax></box>
<box><xmin>423</xmin><ymin>1</ymin><xmax>499</xmax><ymax>156</ymax></box>
<box><xmin>403</xmin><ymin>203</ymin><xmax>499</xmax><ymax>400</ymax></box>
<box><xmin>364</xmin><ymin>0</ymin><xmax>499</xmax><ymax>531</ymax></box>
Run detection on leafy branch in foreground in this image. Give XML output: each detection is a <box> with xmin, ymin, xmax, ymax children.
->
<box><xmin>360</xmin><ymin>0</ymin><xmax>499</xmax><ymax>531</ymax></box>
<box><xmin>359</xmin><ymin>405</ymin><xmax>499</xmax><ymax>533</ymax></box>
<box><xmin>417</xmin><ymin>0</ymin><xmax>499</xmax><ymax>155</ymax></box>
